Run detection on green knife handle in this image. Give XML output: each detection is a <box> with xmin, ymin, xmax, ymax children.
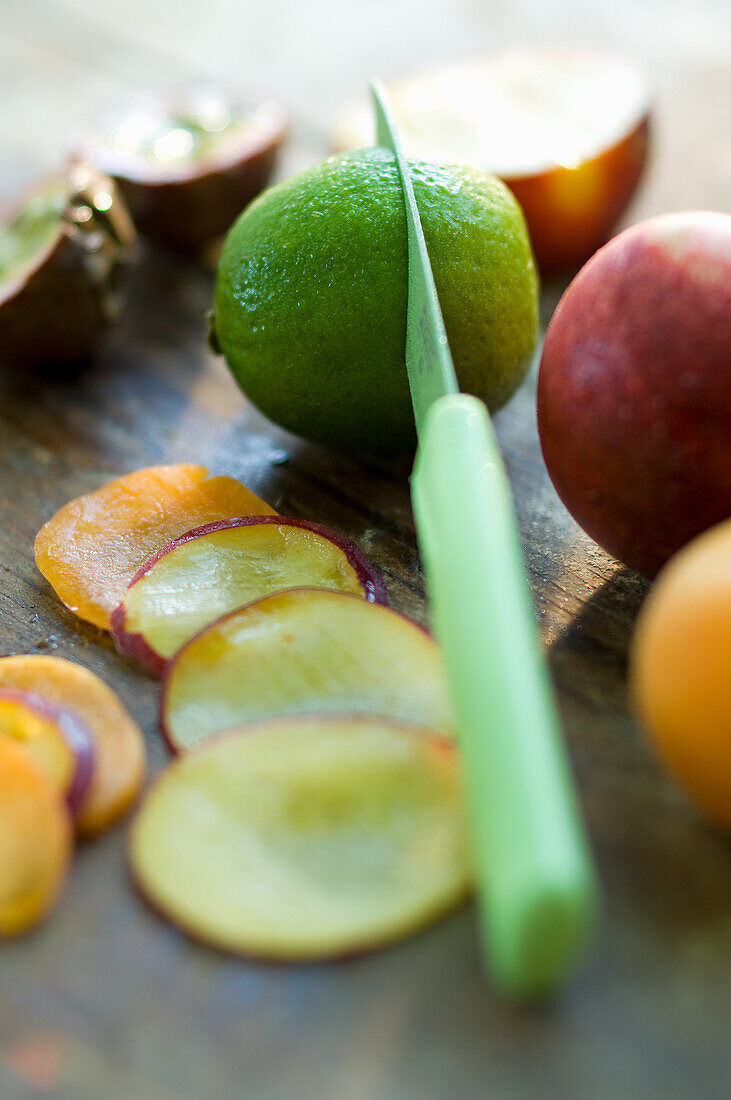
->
<box><xmin>412</xmin><ymin>392</ymin><xmax>597</xmax><ymax>997</ymax></box>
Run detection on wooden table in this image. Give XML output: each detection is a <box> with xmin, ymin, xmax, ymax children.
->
<box><xmin>1</xmin><ymin>2</ymin><xmax>730</xmax><ymax>1097</ymax></box>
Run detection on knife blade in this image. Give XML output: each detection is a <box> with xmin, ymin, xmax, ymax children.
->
<box><xmin>371</xmin><ymin>80</ymin><xmax>597</xmax><ymax>997</ymax></box>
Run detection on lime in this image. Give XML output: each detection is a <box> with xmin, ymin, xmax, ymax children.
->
<box><xmin>212</xmin><ymin>148</ymin><xmax>538</xmax><ymax>454</ymax></box>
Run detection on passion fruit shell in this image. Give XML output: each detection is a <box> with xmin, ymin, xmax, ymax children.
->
<box><xmin>0</xmin><ymin>164</ymin><xmax>135</xmax><ymax>368</ymax></box>
<box><xmin>74</xmin><ymin>86</ymin><xmax>288</xmax><ymax>250</ymax></box>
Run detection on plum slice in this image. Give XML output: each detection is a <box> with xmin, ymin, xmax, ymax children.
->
<box><xmin>112</xmin><ymin>516</ymin><xmax>389</xmax><ymax>674</ymax></box>
<box><xmin>0</xmin><ymin>656</ymin><xmax>145</xmax><ymax>838</ymax></box>
<box><xmin>334</xmin><ymin>47</ymin><xmax>650</xmax><ymax>274</ymax></box>
<box><xmin>0</xmin><ymin>164</ymin><xmax>135</xmax><ymax>366</ymax></box>
<box><xmin>161</xmin><ymin>587</ymin><xmax>454</xmax><ymax>752</ymax></box>
<box><xmin>74</xmin><ymin>85</ymin><xmax>287</xmax><ymax>249</ymax></box>
<box><xmin>130</xmin><ymin>716</ymin><xmax>469</xmax><ymax>959</ymax></box>
<box><xmin>0</xmin><ymin>738</ymin><xmax>72</xmax><ymax>936</ymax></box>
<box><xmin>35</xmin><ymin>463</ymin><xmax>276</xmax><ymax>631</ymax></box>
<box><xmin>0</xmin><ymin>689</ymin><xmax>94</xmax><ymax>817</ymax></box>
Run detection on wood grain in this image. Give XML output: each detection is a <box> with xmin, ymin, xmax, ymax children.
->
<box><xmin>0</xmin><ymin>1</ymin><xmax>730</xmax><ymax>1097</ymax></box>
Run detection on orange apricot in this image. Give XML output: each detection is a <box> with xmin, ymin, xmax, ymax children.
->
<box><xmin>35</xmin><ymin>464</ymin><xmax>276</xmax><ymax>630</ymax></box>
<box><xmin>630</xmin><ymin>519</ymin><xmax>731</xmax><ymax>830</ymax></box>
<box><xmin>0</xmin><ymin>738</ymin><xmax>72</xmax><ymax>936</ymax></box>
<box><xmin>0</xmin><ymin>656</ymin><xmax>146</xmax><ymax>838</ymax></box>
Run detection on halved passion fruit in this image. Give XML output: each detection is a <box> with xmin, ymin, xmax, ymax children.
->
<box><xmin>0</xmin><ymin>164</ymin><xmax>135</xmax><ymax>366</ymax></box>
<box><xmin>74</xmin><ymin>85</ymin><xmax>288</xmax><ymax>249</ymax></box>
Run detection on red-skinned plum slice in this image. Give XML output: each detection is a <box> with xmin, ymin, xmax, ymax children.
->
<box><xmin>112</xmin><ymin>516</ymin><xmax>389</xmax><ymax>674</ymax></box>
<box><xmin>0</xmin><ymin>689</ymin><xmax>94</xmax><ymax>818</ymax></box>
<box><xmin>129</xmin><ymin>716</ymin><xmax>470</xmax><ymax>959</ymax></box>
<box><xmin>161</xmin><ymin>588</ymin><xmax>455</xmax><ymax>752</ymax></box>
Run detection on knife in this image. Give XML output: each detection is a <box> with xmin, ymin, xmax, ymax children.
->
<box><xmin>370</xmin><ymin>81</ymin><xmax>597</xmax><ymax>997</ymax></box>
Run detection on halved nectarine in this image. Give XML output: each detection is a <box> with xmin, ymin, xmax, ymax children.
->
<box><xmin>0</xmin><ymin>656</ymin><xmax>145</xmax><ymax>837</ymax></box>
<box><xmin>130</xmin><ymin>716</ymin><xmax>469</xmax><ymax>959</ymax></box>
<box><xmin>161</xmin><ymin>588</ymin><xmax>454</xmax><ymax>752</ymax></box>
<box><xmin>35</xmin><ymin>464</ymin><xmax>276</xmax><ymax>630</ymax></box>
<box><xmin>112</xmin><ymin>516</ymin><xmax>388</xmax><ymax>673</ymax></box>
<box><xmin>0</xmin><ymin>689</ymin><xmax>94</xmax><ymax>816</ymax></box>
<box><xmin>0</xmin><ymin>738</ymin><xmax>72</xmax><ymax>936</ymax></box>
<box><xmin>333</xmin><ymin>47</ymin><xmax>651</xmax><ymax>274</ymax></box>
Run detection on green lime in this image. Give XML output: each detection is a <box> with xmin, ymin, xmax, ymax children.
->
<box><xmin>212</xmin><ymin>148</ymin><xmax>539</xmax><ymax>454</ymax></box>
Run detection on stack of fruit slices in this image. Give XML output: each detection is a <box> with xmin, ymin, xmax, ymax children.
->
<box><xmin>0</xmin><ymin>656</ymin><xmax>146</xmax><ymax>934</ymax></box>
<box><xmin>29</xmin><ymin>464</ymin><xmax>471</xmax><ymax>957</ymax></box>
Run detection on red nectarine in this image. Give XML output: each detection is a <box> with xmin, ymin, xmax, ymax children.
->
<box><xmin>537</xmin><ymin>212</ymin><xmax>731</xmax><ymax>577</ymax></box>
<box><xmin>0</xmin><ymin>738</ymin><xmax>72</xmax><ymax>936</ymax></box>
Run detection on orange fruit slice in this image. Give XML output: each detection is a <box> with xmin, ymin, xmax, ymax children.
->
<box><xmin>35</xmin><ymin>464</ymin><xmax>276</xmax><ymax>630</ymax></box>
<box><xmin>0</xmin><ymin>737</ymin><xmax>72</xmax><ymax>936</ymax></box>
<box><xmin>0</xmin><ymin>656</ymin><xmax>146</xmax><ymax>837</ymax></box>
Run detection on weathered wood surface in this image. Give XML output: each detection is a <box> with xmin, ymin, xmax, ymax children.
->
<box><xmin>1</xmin><ymin>1</ymin><xmax>730</xmax><ymax>1097</ymax></box>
